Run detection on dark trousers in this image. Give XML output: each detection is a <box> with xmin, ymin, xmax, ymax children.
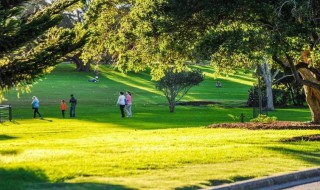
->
<box><xmin>70</xmin><ymin>106</ymin><xmax>76</xmax><ymax>117</ymax></box>
<box><xmin>120</xmin><ymin>105</ymin><xmax>125</xmax><ymax>118</ymax></box>
<box><xmin>33</xmin><ymin>108</ymin><xmax>42</xmax><ymax>118</ymax></box>
<box><xmin>62</xmin><ymin>110</ymin><xmax>65</xmax><ymax>118</ymax></box>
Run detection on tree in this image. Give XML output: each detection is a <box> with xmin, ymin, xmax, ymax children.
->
<box><xmin>0</xmin><ymin>0</ymin><xmax>87</xmax><ymax>101</ymax></box>
<box><xmin>144</xmin><ymin>0</ymin><xmax>320</xmax><ymax>123</ymax></box>
<box><xmin>156</xmin><ymin>69</ymin><xmax>204</xmax><ymax>112</ymax></box>
<box><xmin>257</xmin><ymin>59</ymin><xmax>280</xmax><ymax>111</ymax></box>
<box><xmin>273</xmin><ymin>72</ymin><xmax>305</xmax><ymax>106</ymax></box>
<box><xmin>83</xmin><ymin>0</ymin><xmax>320</xmax><ymax>122</ymax></box>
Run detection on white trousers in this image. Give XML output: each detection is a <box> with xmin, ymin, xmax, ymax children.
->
<box><xmin>125</xmin><ymin>104</ymin><xmax>132</xmax><ymax>117</ymax></box>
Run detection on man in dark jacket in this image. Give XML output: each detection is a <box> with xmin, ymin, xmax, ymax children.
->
<box><xmin>69</xmin><ymin>94</ymin><xmax>77</xmax><ymax>117</ymax></box>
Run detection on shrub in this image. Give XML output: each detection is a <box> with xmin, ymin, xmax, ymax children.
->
<box><xmin>250</xmin><ymin>114</ymin><xmax>277</xmax><ymax>123</ymax></box>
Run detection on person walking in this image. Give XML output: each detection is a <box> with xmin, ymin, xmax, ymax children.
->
<box><xmin>117</xmin><ymin>92</ymin><xmax>126</xmax><ymax>118</ymax></box>
<box><xmin>125</xmin><ymin>91</ymin><xmax>132</xmax><ymax>117</ymax></box>
<box><xmin>31</xmin><ymin>96</ymin><xmax>42</xmax><ymax>119</ymax></box>
<box><xmin>69</xmin><ymin>94</ymin><xmax>77</xmax><ymax>117</ymax></box>
<box><xmin>60</xmin><ymin>100</ymin><xmax>67</xmax><ymax>118</ymax></box>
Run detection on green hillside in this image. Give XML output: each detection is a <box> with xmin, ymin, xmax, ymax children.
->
<box><xmin>2</xmin><ymin>64</ymin><xmax>310</xmax><ymax>124</ymax></box>
<box><xmin>0</xmin><ymin>64</ymin><xmax>316</xmax><ymax>190</ymax></box>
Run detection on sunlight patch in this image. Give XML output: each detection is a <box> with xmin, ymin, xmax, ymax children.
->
<box><xmin>0</xmin><ymin>149</ymin><xmax>74</xmax><ymax>163</ymax></box>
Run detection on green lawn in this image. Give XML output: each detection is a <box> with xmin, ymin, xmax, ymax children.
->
<box><xmin>0</xmin><ymin>64</ymin><xmax>317</xmax><ymax>190</ymax></box>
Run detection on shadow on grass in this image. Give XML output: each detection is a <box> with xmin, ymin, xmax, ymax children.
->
<box><xmin>41</xmin><ymin>118</ymin><xmax>53</xmax><ymax>122</ymax></box>
<box><xmin>0</xmin><ymin>134</ymin><xmax>17</xmax><ymax>141</ymax></box>
<box><xmin>175</xmin><ymin>175</ymin><xmax>254</xmax><ymax>190</ymax></box>
<box><xmin>0</xmin><ymin>149</ymin><xmax>20</xmax><ymax>156</ymax></box>
<box><xmin>266</xmin><ymin>147</ymin><xmax>320</xmax><ymax>165</ymax></box>
<box><xmin>74</xmin><ymin>106</ymin><xmax>253</xmax><ymax>130</ymax></box>
<box><xmin>0</xmin><ymin>167</ymin><xmax>48</xmax><ymax>190</ymax></box>
<box><xmin>29</xmin><ymin>182</ymin><xmax>137</xmax><ymax>190</ymax></box>
<box><xmin>0</xmin><ymin>167</ymin><xmax>136</xmax><ymax>190</ymax></box>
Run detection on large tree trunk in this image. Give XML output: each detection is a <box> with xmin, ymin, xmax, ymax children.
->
<box><xmin>73</xmin><ymin>55</ymin><xmax>90</xmax><ymax>71</ymax></box>
<box><xmin>68</xmin><ymin>52</ymin><xmax>90</xmax><ymax>71</ymax></box>
<box><xmin>259</xmin><ymin>62</ymin><xmax>275</xmax><ymax>111</ymax></box>
<box><xmin>265</xmin><ymin>80</ymin><xmax>274</xmax><ymax>110</ymax></box>
<box><xmin>299</xmin><ymin>68</ymin><xmax>320</xmax><ymax>123</ymax></box>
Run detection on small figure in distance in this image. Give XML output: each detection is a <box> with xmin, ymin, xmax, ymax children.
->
<box><xmin>31</xmin><ymin>96</ymin><xmax>43</xmax><ymax>119</ymax></box>
<box><xmin>88</xmin><ymin>76</ymin><xmax>99</xmax><ymax>82</ymax></box>
<box><xmin>117</xmin><ymin>92</ymin><xmax>126</xmax><ymax>118</ymax></box>
<box><xmin>60</xmin><ymin>100</ymin><xmax>67</xmax><ymax>118</ymax></box>
<box><xmin>216</xmin><ymin>81</ymin><xmax>222</xmax><ymax>88</ymax></box>
<box><xmin>69</xmin><ymin>94</ymin><xmax>77</xmax><ymax>117</ymax></box>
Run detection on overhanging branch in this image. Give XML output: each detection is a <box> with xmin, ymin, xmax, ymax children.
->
<box><xmin>286</xmin><ymin>54</ymin><xmax>320</xmax><ymax>90</ymax></box>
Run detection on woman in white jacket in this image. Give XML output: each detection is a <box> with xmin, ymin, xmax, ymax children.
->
<box><xmin>117</xmin><ymin>92</ymin><xmax>126</xmax><ymax>118</ymax></box>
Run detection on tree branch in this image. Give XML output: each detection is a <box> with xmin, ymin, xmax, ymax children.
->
<box><xmin>286</xmin><ymin>54</ymin><xmax>320</xmax><ymax>90</ymax></box>
<box><xmin>273</xmin><ymin>74</ymin><xmax>293</xmax><ymax>84</ymax></box>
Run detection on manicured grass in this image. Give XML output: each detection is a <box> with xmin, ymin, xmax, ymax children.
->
<box><xmin>0</xmin><ymin>64</ymin><xmax>316</xmax><ymax>190</ymax></box>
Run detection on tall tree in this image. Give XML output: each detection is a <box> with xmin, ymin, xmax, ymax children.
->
<box><xmin>0</xmin><ymin>0</ymin><xmax>87</xmax><ymax>101</ymax></box>
<box><xmin>149</xmin><ymin>0</ymin><xmax>320</xmax><ymax>123</ymax></box>
<box><xmin>258</xmin><ymin>59</ymin><xmax>280</xmax><ymax>111</ymax></box>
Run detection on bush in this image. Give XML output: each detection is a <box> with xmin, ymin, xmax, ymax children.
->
<box><xmin>250</xmin><ymin>114</ymin><xmax>277</xmax><ymax>123</ymax></box>
<box><xmin>272</xmin><ymin>88</ymin><xmax>289</xmax><ymax>107</ymax></box>
<box><xmin>246</xmin><ymin>86</ymin><xmax>267</xmax><ymax>107</ymax></box>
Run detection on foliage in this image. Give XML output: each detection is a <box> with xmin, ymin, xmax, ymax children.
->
<box><xmin>250</xmin><ymin>114</ymin><xmax>278</xmax><ymax>124</ymax></box>
<box><xmin>273</xmin><ymin>75</ymin><xmax>306</xmax><ymax>107</ymax></box>
<box><xmin>247</xmin><ymin>84</ymin><xmax>305</xmax><ymax>108</ymax></box>
<box><xmin>156</xmin><ymin>69</ymin><xmax>204</xmax><ymax>112</ymax></box>
<box><xmin>272</xmin><ymin>88</ymin><xmax>290</xmax><ymax>107</ymax></box>
<box><xmin>273</xmin><ymin>83</ymin><xmax>305</xmax><ymax>107</ymax></box>
<box><xmin>82</xmin><ymin>0</ymin><xmax>199</xmax><ymax>80</ymax></box>
<box><xmin>143</xmin><ymin>0</ymin><xmax>320</xmax><ymax>122</ymax></box>
<box><xmin>0</xmin><ymin>0</ymin><xmax>87</xmax><ymax>101</ymax></box>
<box><xmin>247</xmin><ymin>86</ymin><xmax>267</xmax><ymax>107</ymax></box>
<box><xmin>81</xmin><ymin>0</ymin><xmax>320</xmax><ymax>122</ymax></box>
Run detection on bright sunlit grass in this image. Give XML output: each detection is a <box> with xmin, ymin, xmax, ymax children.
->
<box><xmin>0</xmin><ymin>63</ymin><xmax>315</xmax><ymax>190</ymax></box>
<box><xmin>1</xmin><ymin>119</ymin><xmax>320</xmax><ymax>190</ymax></box>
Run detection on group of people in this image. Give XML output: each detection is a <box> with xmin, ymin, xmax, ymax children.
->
<box><xmin>31</xmin><ymin>92</ymin><xmax>133</xmax><ymax>119</ymax></box>
<box><xmin>117</xmin><ymin>91</ymin><xmax>132</xmax><ymax>118</ymax></box>
<box><xmin>31</xmin><ymin>94</ymin><xmax>77</xmax><ymax>119</ymax></box>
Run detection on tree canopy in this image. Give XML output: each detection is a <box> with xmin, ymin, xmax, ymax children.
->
<box><xmin>83</xmin><ymin>0</ymin><xmax>198</xmax><ymax>79</ymax></box>
<box><xmin>156</xmin><ymin>69</ymin><xmax>204</xmax><ymax>112</ymax></box>
<box><xmin>155</xmin><ymin>0</ymin><xmax>320</xmax><ymax>122</ymax></box>
<box><xmin>83</xmin><ymin>0</ymin><xmax>320</xmax><ymax>123</ymax></box>
<box><xmin>0</xmin><ymin>0</ymin><xmax>87</xmax><ymax>100</ymax></box>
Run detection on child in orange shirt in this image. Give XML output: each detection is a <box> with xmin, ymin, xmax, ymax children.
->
<box><xmin>60</xmin><ymin>100</ymin><xmax>67</xmax><ymax>118</ymax></box>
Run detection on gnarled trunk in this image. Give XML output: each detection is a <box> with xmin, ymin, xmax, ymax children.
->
<box><xmin>66</xmin><ymin>52</ymin><xmax>90</xmax><ymax>71</ymax></box>
<box><xmin>299</xmin><ymin>68</ymin><xmax>320</xmax><ymax>123</ymax></box>
<box><xmin>304</xmin><ymin>86</ymin><xmax>320</xmax><ymax>123</ymax></box>
<box><xmin>72</xmin><ymin>54</ymin><xmax>90</xmax><ymax>71</ymax></box>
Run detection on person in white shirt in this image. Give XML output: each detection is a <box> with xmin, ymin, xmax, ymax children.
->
<box><xmin>117</xmin><ymin>92</ymin><xmax>126</xmax><ymax>118</ymax></box>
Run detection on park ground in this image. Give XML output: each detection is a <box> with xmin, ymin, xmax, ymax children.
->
<box><xmin>0</xmin><ymin>64</ymin><xmax>319</xmax><ymax>190</ymax></box>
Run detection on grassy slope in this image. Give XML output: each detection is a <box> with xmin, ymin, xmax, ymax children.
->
<box><xmin>0</xmin><ymin>64</ymin><xmax>317</xmax><ymax>190</ymax></box>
